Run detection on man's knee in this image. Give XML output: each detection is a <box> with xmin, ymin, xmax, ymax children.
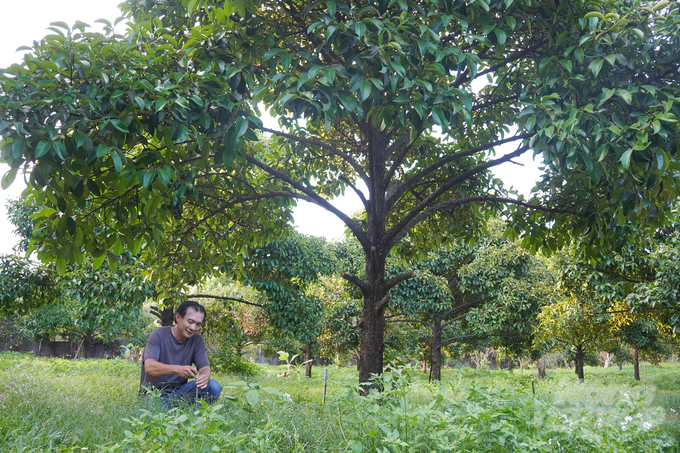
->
<box><xmin>206</xmin><ymin>379</ymin><xmax>222</xmax><ymax>398</ymax></box>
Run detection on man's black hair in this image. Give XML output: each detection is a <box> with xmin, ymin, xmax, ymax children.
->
<box><xmin>176</xmin><ymin>300</ymin><xmax>206</xmax><ymax>319</ymax></box>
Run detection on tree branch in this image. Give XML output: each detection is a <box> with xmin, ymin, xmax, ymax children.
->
<box><xmin>385</xmin><ymin>318</ymin><xmax>433</xmax><ymax>329</ymax></box>
<box><xmin>384</xmin><ymin>271</ymin><xmax>414</xmax><ymax>291</ymax></box>
<box><xmin>185</xmin><ymin>294</ymin><xmax>264</xmax><ymax>308</ymax></box>
<box><xmin>387</xmin><ymin>194</ymin><xmax>573</xmax><ymax>251</ymax></box>
<box><xmin>375</xmin><ymin>295</ymin><xmax>391</xmax><ymax>314</ymax></box>
<box><xmin>440</xmin><ymin>297</ymin><xmax>491</xmax><ymax>328</ymax></box>
<box><xmin>384</xmin><ymin>143</ymin><xmax>538</xmax><ymax>249</ymax></box>
<box><xmin>245</xmin><ymin>153</ymin><xmax>369</xmax><ymax>248</ymax></box>
<box><xmin>341</xmin><ymin>272</ymin><xmax>368</xmax><ymax>294</ymax></box>
<box><xmin>384</xmin><ymin>131</ymin><xmax>422</xmax><ymax>185</ymax></box>
<box><xmin>262</xmin><ymin>127</ymin><xmax>369</xmax><ymax>183</ymax></box>
<box><xmin>385</xmin><ymin>133</ymin><xmax>532</xmax><ymax>211</ymax></box>
<box><xmin>339</xmin><ymin>176</ymin><xmax>369</xmax><ymax>209</ymax></box>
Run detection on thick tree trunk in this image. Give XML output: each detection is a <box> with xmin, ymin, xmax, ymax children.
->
<box><xmin>304</xmin><ymin>342</ymin><xmax>313</xmax><ymax>379</ymax></box>
<box><xmin>507</xmin><ymin>357</ymin><xmax>514</xmax><ymax>373</ymax></box>
<box><xmin>431</xmin><ymin>317</ymin><xmax>442</xmax><ymax>381</ymax></box>
<box><xmin>357</xmin><ymin>128</ymin><xmax>391</xmax><ymax>394</ymax></box>
<box><xmin>618</xmin><ymin>361</ymin><xmax>623</xmax><ymax>370</ymax></box>
<box><xmin>633</xmin><ymin>347</ymin><xmax>640</xmax><ymax>381</ymax></box>
<box><xmin>489</xmin><ymin>350</ymin><xmax>497</xmax><ymax>370</ymax></box>
<box><xmin>358</xmin><ymin>291</ymin><xmax>387</xmax><ymax>392</ymax></box>
<box><xmin>159</xmin><ymin>306</ymin><xmax>175</xmax><ymax>326</ymax></box>
<box><xmin>575</xmin><ymin>345</ymin><xmax>585</xmax><ymax>383</ymax></box>
<box><xmin>537</xmin><ymin>357</ymin><xmax>546</xmax><ymax>379</ymax></box>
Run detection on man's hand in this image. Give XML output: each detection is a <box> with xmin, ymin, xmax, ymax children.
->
<box><xmin>196</xmin><ymin>366</ymin><xmax>211</xmax><ymax>389</ymax></box>
<box><xmin>176</xmin><ymin>365</ymin><xmax>198</xmax><ymax>380</ymax></box>
<box><xmin>144</xmin><ymin>359</ymin><xmax>199</xmax><ymax>379</ymax></box>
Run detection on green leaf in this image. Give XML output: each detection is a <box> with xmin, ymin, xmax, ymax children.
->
<box><xmin>175</xmin><ymin>97</ymin><xmax>190</xmax><ymax>109</ymax></box>
<box><xmin>35</xmin><ymin>140</ymin><xmax>51</xmax><ymax>159</ymax></box>
<box><xmin>155</xmin><ymin>99</ymin><xmax>168</xmax><ymax>112</ymax></box>
<box><xmin>56</xmin><ymin>258</ymin><xmax>67</xmax><ymax>276</ymax></box>
<box><xmin>391</xmin><ymin>62</ymin><xmax>406</xmax><ymax>78</ymax></box>
<box><xmin>574</xmin><ymin>48</ymin><xmax>584</xmax><ymax>64</ymax></box>
<box><xmin>110</xmin><ymin>119</ymin><xmax>129</xmax><ymax>133</ymax></box>
<box><xmin>233</xmin><ymin>0</ymin><xmax>246</xmax><ymax>16</ymax></box>
<box><xmin>505</xmin><ymin>16</ymin><xmax>516</xmax><ymax>30</ymax></box>
<box><xmin>589</xmin><ymin>59</ymin><xmax>603</xmax><ymax>78</ymax></box>
<box><xmin>584</xmin><ymin>12</ymin><xmax>604</xmax><ymax>19</ymax></box>
<box><xmin>111</xmin><ymin>151</ymin><xmax>123</xmax><ymax>173</ymax></box>
<box><xmin>1</xmin><ymin>168</ymin><xmax>17</xmax><ymax>189</ymax></box>
<box><xmin>559</xmin><ymin>59</ymin><xmax>572</xmax><ymax>72</ymax></box>
<box><xmin>235</xmin><ymin>117</ymin><xmax>249</xmax><ymax>138</ymax></box>
<box><xmin>106</xmin><ymin>251</ymin><xmax>118</xmax><ymax>272</ymax></box>
<box><xmin>93</xmin><ymin>253</ymin><xmax>106</xmax><ymax>271</ymax></box>
<box><xmin>360</xmin><ymin>79</ymin><xmax>372</xmax><ymax>101</ymax></box>
<box><xmin>174</xmin><ymin>125</ymin><xmax>190</xmax><ymax>143</ymax></box>
<box><xmin>620</xmin><ymin>149</ymin><xmax>633</xmax><ymax>169</ymax></box>
<box><xmin>96</xmin><ymin>144</ymin><xmax>110</xmax><ymax>158</ymax></box>
<box><xmin>616</xmin><ymin>89</ymin><xmax>632</xmax><ymax>104</ymax></box>
<box><xmin>655</xmin><ymin>149</ymin><xmax>666</xmax><ymax>170</ymax></box>
<box><xmin>245</xmin><ymin>389</ymin><xmax>259</xmax><ymax>407</ymax></box>
<box><xmin>431</xmin><ymin>107</ymin><xmax>448</xmax><ymax>130</ymax></box>
<box><xmin>73</xmin><ymin>130</ymin><xmax>87</xmax><ymax>149</ymax></box>
<box><xmin>52</xmin><ymin>141</ymin><xmax>66</xmax><ymax>160</ymax></box>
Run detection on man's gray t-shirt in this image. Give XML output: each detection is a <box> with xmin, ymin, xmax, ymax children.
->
<box><xmin>140</xmin><ymin>326</ymin><xmax>210</xmax><ymax>394</ymax></box>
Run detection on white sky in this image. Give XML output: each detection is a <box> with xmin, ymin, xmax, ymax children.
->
<box><xmin>0</xmin><ymin>0</ymin><xmax>541</xmax><ymax>254</ymax></box>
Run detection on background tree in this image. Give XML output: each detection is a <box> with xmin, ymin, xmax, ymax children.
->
<box><xmin>1</xmin><ymin>0</ymin><xmax>678</xmax><ymax>389</ymax></box>
<box><xmin>616</xmin><ymin>317</ymin><xmax>673</xmax><ymax>381</ymax></box>
<box><xmin>534</xmin><ymin>294</ymin><xmax>619</xmax><ymax>382</ymax></box>
<box><xmin>0</xmin><ymin>198</ymin><xmax>156</xmax><ymax>349</ymax></box>
<box><xmin>387</xmin><ymin>220</ymin><xmax>555</xmax><ymax>380</ymax></box>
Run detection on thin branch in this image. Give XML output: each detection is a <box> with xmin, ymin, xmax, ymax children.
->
<box><xmin>186</xmin><ymin>294</ymin><xmax>265</xmax><ymax>308</ymax></box>
<box><xmin>384</xmin><ymin>271</ymin><xmax>414</xmax><ymax>291</ymax></box>
<box><xmin>385</xmin><ymin>143</ymin><xmax>536</xmax><ymax>248</ymax></box>
<box><xmin>341</xmin><ymin>272</ymin><xmax>368</xmax><ymax>294</ymax></box>
<box><xmin>441</xmin><ymin>334</ymin><xmax>482</xmax><ymax>347</ymax></box>
<box><xmin>472</xmin><ymin>94</ymin><xmax>520</xmax><ymax>112</ymax></box>
<box><xmin>375</xmin><ymin>295</ymin><xmax>391</xmax><ymax>314</ymax></box>
<box><xmin>386</xmin><ymin>318</ymin><xmax>433</xmax><ymax>329</ymax></box>
<box><xmin>339</xmin><ymin>176</ymin><xmax>368</xmax><ymax>209</ymax></box>
<box><xmin>385</xmin><ymin>133</ymin><xmax>532</xmax><ymax>211</ymax></box>
<box><xmin>384</xmin><ymin>131</ymin><xmax>422</xmax><ymax>185</ymax></box>
<box><xmin>440</xmin><ymin>297</ymin><xmax>491</xmax><ymax>328</ymax></box>
<box><xmin>262</xmin><ymin>127</ymin><xmax>369</xmax><ymax>182</ymax></box>
<box><xmin>245</xmin><ymin>154</ymin><xmax>369</xmax><ymax>248</ymax></box>
<box><xmin>388</xmin><ymin>194</ymin><xmax>574</xmax><ymax>251</ymax></box>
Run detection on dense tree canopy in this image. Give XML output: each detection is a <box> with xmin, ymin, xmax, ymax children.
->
<box><xmin>0</xmin><ymin>0</ymin><xmax>678</xmax><ymax>386</ymax></box>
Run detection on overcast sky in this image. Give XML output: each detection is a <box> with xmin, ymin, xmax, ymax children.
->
<box><xmin>0</xmin><ymin>1</ymin><xmax>541</xmax><ymax>254</ymax></box>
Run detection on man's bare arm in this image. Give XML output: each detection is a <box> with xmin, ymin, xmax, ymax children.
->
<box><xmin>144</xmin><ymin>358</ymin><xmax>197</xmax><ymax>379</ymax></box>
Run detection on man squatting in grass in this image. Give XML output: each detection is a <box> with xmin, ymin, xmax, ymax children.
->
<box><xmin>140</xmin><ymin>300</ymin><xmax>222</xmax><ymax>404</ymax></box>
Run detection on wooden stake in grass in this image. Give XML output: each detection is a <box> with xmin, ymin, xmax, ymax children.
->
<box><xmin>323</xmin><ymin>368</ymin><xmax>328</xmax><ymax>405</ymax></box>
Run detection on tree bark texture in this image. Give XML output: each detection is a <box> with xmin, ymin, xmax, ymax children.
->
<box><xmin>537</xmin><ymin>357</ymin><xmax>546</xmax><ymax>379</ymax></box>
<box><xmin>304</xmin><ymin>342</ymin><xmax>313</xmax><ymax>379</ymax></box>
<box><xmin>489</xmin><ymin>351</ymin><xmax>497</xmax><ymax>370</ymax></box>
<box><xmin>431</xmin><ymin>317</ymin><xmax>443</xmax><ymax>381</ymax></box>
<box><xmin>633</xmin><ymin>347</ymin><xmax>640</xmax><ymax>381</ymax></box>
<box><xmin>358</xmin><ymin>290</ymin><xmax>387</xmax><ymax>392</ymax></box>
<box><xmin>507</xmin><ymin>357</ymin><xmax>514</xmax><ymax>373</ymax></box>
<box><xmin>575</xmin><ymin>345</ymin><xmax>585</xmax><ymax>383</ymax></box>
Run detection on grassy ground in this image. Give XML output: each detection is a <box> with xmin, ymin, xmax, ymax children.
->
<box><xmin>0</xmin><ymin>351</ymin><xmax>678</xmax><ymax>452</ymax></box>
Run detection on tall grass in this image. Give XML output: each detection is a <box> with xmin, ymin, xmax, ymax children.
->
<box><xmin>1</xmin><ymin>352</ymin><xmax>678</xmax><ymax>452</ymax></box>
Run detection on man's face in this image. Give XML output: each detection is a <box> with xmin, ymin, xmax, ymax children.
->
<box><xmin>174</xmin><ymin>307</ymin><xmax>205</xmax><ymax>342</ymax></box>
